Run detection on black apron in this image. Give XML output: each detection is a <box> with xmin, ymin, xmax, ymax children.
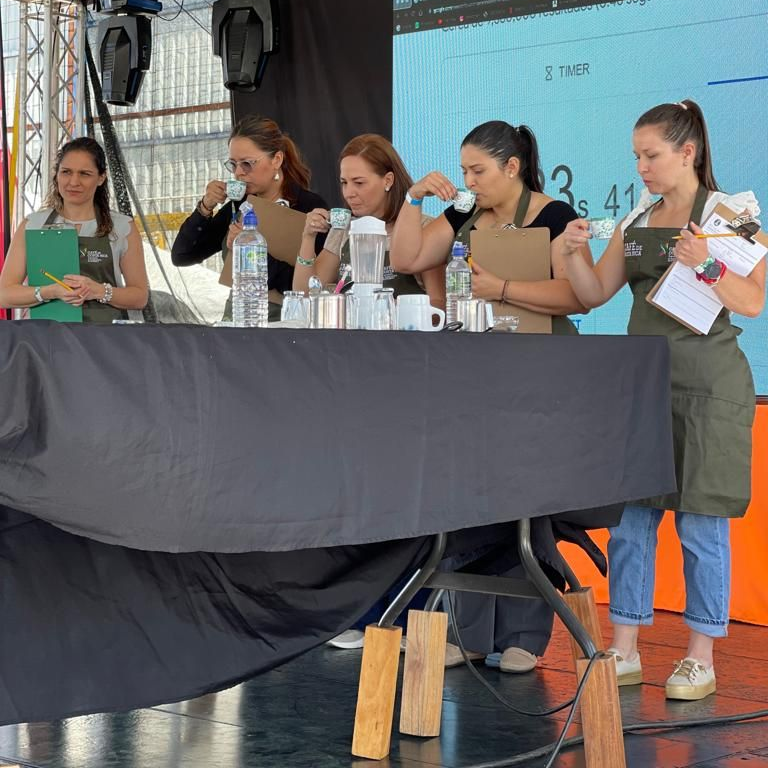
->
<box><xmin>624</xmin><ymin>185</ymin><xmax>755</xmax><ymax>518</ymax></box>
<box><xmin>454</xmin><ymin>187</ymin><xmax>577</xmax><ymax>335</ymax></box>
<box><xmin>44</xmin><ymin>210</ymin><xmax>126</xmax><ymax>324</ymax></box>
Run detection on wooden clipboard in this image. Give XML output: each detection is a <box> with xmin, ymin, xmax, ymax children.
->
<box><xmin>470</xmin><ymin>228</ymin><xmax>552</xmax><ymax>334</ymax></box>
<box><xmin>26</xmin><ymin>227</ymin><xmax>83</xmax><ymax>323</ymax></box>
<box><xmin>219</xmin><ymin>196</ymin><xmax>307</xmax><ymax>287</ymax></box>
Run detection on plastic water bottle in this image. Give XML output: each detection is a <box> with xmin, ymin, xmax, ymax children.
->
<box><xmin>445</xmin><ymin>241</ymin><xmax>472</xmax><ymax>325</ymax></box>
<box><xmin>232</xmin><ymin>210</ymin><xmax>269</xmax><ymax>328</ymax></box>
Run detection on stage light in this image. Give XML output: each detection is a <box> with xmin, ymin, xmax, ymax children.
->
<box><xmin>97</xmin><ymin>14</ymin><xmax>153</xmax><ymax>106</ymax></box>
<box><xmin>211</xmin><ymin>0</ymin><xmax>279</xmax><ymax>92</ymax></box>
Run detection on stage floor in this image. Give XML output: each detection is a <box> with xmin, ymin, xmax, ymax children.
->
<box><xmin>1</xmin><ymin>606</ymin><xmax>767</xmax><ymax>767</ymax></box>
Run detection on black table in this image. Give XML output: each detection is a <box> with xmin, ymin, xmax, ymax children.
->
<box><xmin>0</xmin><ymin>322</ymin><xmax>675</xmax><ymax>727</ymax></box>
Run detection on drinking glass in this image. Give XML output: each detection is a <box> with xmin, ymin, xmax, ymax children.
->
<box><xmin>371</xmin><ymin>288</ymin><xmax>395</xmax><ymax>331</ymax></box>
<box><xmin>281</xmin><ymin>291</ymin><xmax>310</xmax><ymax>327</ymax></box>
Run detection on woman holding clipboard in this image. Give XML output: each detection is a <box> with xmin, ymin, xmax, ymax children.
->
<box><xmin>0</xmin><ymin>137</ymin><xmax>148</xmax><ymax>323</ymax></box>
<box><xmin>561</xmin><ymin>100</ymin><xmax>765</xmax><ymax>700</ymax></box>
<box><xmin>390</xmin><ymin>120</ymin><xmax>592</xmax><ymax>334</ymax></box>
<box><xmin>390</xmin><ymin>120</ymin><xmax>593</xmax><ymax>674</ymax></box>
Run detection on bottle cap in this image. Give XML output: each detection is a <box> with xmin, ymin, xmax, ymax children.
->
<box><xmin>243</xmin><ymin>210</ymin><xmax>258</xmax><ymax>227</ymax></box>
<box><xmin>451</xmin><ymin>241</ymin><xmax>468</xmax><ymax>258</ymax></box>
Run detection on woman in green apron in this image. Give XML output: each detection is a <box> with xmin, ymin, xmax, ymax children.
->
<box><xmin>390</xmin><ymin>120</ymin><xmax>593</xmax><ymax>673</ymax></box>
<box><xmin>562</xmin><ymin>100</ymin><xmax>765</xmax><ymax>700</ymax></box>
<box><xmin>293</xmin><ymin>134</ymin><xmax>445</xmax><ymax>306</ymax></box>
<box><xmin>390</xmin><ymin>120</ymin><xmax>593</xmax><ymax>334</ymax></box>
<box><xmin>0</xmin><ymin>137</ymin><xmax>148</xmax><ymax>322</ymax></box>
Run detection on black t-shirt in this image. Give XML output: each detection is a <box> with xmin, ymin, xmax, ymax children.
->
<box><xmin>171</xmin><ymin>185</ymin><xmax>327</xmax><ymax>293</ymax></box>
<box><xmin>444</xmin><ymin>199</ymin><xmax>578</xmax><ymax>242</ymax></box>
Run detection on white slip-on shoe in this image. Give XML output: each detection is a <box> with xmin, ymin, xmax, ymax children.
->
<box><xmin>445</xmin><ymin>642</ymin><xmax>485</xmax><ymax>668</ymax></box>
<box><xmin>606</xmin><ymin>647</ymin><xmax>643</xmax><ymax>686</ymax></box>
<box><xmin>499</xmin><ymin>647</ymin><xmax>538</xmax><ymax>674</ymax></box>
<box><xmin>326</xmin><ymin>629</ymin><xmax>365</xmax><ymax>649</ymax></box>
<box><xmin>665</xmin><ymin>658</ymin><xmax>716</xmax><ymax>700</ymax></box>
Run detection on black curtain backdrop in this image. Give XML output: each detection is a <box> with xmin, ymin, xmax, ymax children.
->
<box><xmin>231</xmin><ymin>0</ymin><xmax>392</xmax><ymax>207</ymax></box>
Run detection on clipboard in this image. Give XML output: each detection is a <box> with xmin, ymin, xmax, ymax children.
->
<box><xmin>219</xmin><ymin>196</ymin><xmax>307</xmax><ymax>287</ymax></box>
<box><xmin>646</xmin><ymin>203</ymin><xmax>768</xmax><ymax>335</ymax></box>
<box><xmin>470</xmin><ymin>228</ymin><xmax>552</xmax><ymax>334</ymax></box>
<box><xmin>26</xmin><ymin>227</ymin><xmax>83</xmax><ymax>323</ymax></box>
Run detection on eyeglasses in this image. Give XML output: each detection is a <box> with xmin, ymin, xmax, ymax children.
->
<box><xmin>224</xmin><ymin>156</ymin><xmax>267</xmax><ymax>174</ymax></box>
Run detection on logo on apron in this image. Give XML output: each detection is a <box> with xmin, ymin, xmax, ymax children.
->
<box><xmin>624</xmin><ymin>241</ymin><xmax>642</xmax><ymax>259</ymax></box>
<box><xmin>659</xmin><ymin>241</ymin><xmax>677</xmax><ymax>263</ymax></box>
<box><xmin>80</xmin><ymin>247</ymin><xmax>110</xmax><ymax>264</ymax></box>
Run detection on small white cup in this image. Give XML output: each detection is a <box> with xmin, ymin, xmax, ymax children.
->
<box><xmin>453</xmin><ymin>189</ymin><xmax>476</xmax><ymax>213</ymax></box>
<box><xmin>396</xmin><ymin>294</ymin><xmax>446</xmax><ymax>331</ymax></box>
<box><xmin>226</xmin><ymin>179</ymin><xmax>247</xmax><ymax>200</ymax></box>
<box><xmin>588</xmin><ymin>217</ymin><xmax>616</xmax><ymax>240</ymax></box>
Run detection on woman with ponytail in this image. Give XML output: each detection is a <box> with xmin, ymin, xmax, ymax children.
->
<box><xmin>390</xmin><ymin>121</ymin><xmax>593</xmax><ymax>674</ymax></box>
<box><xmin>390</xmin><ymin>120</ymin><xmax>593</xmax><ymax>334</ymax></box>
<box><xmin>562</xmin><ymin>99</ymin><xmax>765</xmax><ymax>700</ymax></box>
<box><xmin>172</xmin><ymin>116</ymin><xmax>327</xmax><ymax>320</ymax></box>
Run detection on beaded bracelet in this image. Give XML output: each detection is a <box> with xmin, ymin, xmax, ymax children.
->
<box><xmin>99</xmin><ymin>283</ymin><xmax>113</xmax><ymax>304</ymax></box>
<box><xmin>296</xmin><ymin>255</ymin><xmax>316</xmax><ymax>267</ymax></box>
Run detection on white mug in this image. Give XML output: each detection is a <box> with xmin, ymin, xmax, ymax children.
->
<box><xmin>396</xmin><ymin>294</ymin><xmax>446</xmax><ymax>331</ymax></box>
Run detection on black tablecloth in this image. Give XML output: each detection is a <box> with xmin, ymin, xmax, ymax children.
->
<box><xmin>0</xmin><ymin>322</ymin><xmax>675</xmax><ymax>552</ymax></box>
<box><xmin>0</xmin><ymin>322</ymin><xmax>676</xmax><ymax>725</ymax></box>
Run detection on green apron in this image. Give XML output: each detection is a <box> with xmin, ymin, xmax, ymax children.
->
<box><xmin>454</xmin><ymin>186</ymin><xmax>577</xmax><ymax>335</ymax></box>
<box><xmin>44</xmin><ymin>210</ymin><xmax>126</xmax><ymax>324</ymax></box>
<box><xmin>339</xmin><ymin>239</ymin><xmax>423</xmax><ymax>297</ymax></box>
<box><xmin>624</xmin><ymin>185</ymin><xmax>755</xmax><ymax>518</ymax></box>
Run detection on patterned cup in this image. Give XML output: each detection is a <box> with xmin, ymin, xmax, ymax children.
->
<box><xmin>226</xmin><ymin>179</ymin><xmax>247</xmax><ymax>200</ymax></box>
<box><xmin>453</xmin><ymin>189</ymin><xmax>476</xmax><ymax>213</ymax></box>
<box><xmin>329</xmin><ymin>208</ymin><xmax>352</xmax><ymax>229</ymax></box>
<box><xmin>588</xmin><ymin>217</ymin><xmax>616</xmax><ymax>240</ymax></box>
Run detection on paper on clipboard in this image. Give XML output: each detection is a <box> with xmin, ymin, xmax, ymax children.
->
<box><xmin>470</xmin><ymin>227</ymin><xmax>552</xmax><ymax>334</ymax></box>
<box><xmin>646</xmin><ymin>203</ymin><xmax>767</xmax><ymax>335</ymax></box>
<box><xmin>219</xmin><ymin>196</ymin><xmax>307</xmax><ymax>287</ymax></box>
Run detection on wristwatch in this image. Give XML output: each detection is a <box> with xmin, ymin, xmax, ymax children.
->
<box><xmin>696</xmin><ymin>258</ymin><xmax>727</xmax><ymax>286</ymax></box>
<box><xmin>405</xmin><ymin>191</ymin><xmax>423</xmax><ymax>206</ymax></box>
<box><xmin>693</xmin><ymin>255</ymin><xmax>715</xmax><ymax>275</ymax></box>
<box><xmin>33</xmin><ymin>286</ymin><xmax>48</xmax><ymax>304</ymax></box>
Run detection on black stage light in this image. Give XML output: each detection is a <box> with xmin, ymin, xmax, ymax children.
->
<box><xmin>97</xmin><ymin>14</ymin><xmax>152</xmax><ymax>106</ymax></box>
<box><xmin>211</xmin><ymin>0</ymin><xmax>279</xmax><ymax>91</ymax></box>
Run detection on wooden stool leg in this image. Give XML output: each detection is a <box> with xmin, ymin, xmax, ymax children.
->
<box><xmin>352</xmin><ymin>624</ymin><xmax>402</xmax><ymax>760</ymax></box>
<box><xmin>399</xmin><ymin>609</ymin><xmax>448</xmax><ymax>737</ymax></box>
<box><xmin>576</xmin><ymin>655</ymin><xmax>626</xmax><ymax>768</ymax></box>
<box><xmin>563</xmin><ymin>587</ymin><xmax>603</xmax><ymax>665</ymax></box>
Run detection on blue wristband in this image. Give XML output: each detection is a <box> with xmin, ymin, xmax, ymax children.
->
<box><xmin>406</xmin><ymin>192</ymin><xmax>423</xmax><ymax>206</ymax></box>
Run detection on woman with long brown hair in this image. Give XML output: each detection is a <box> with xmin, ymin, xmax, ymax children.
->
<box><xmin>0</xmin><ymin>137</ymin><xmax>148</xmax><ymax>322</ymax></box>
<box><xmin>173</xmin><ymin>115</ymin><xmax>327</xmax><ymax>320</ymax></box>
<box><xmin>293</xmin><ymin>133</ymin><xmax>444</xmax><ymax>306</ymax></box>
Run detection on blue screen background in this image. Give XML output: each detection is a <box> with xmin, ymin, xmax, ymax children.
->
<box><xmin>393</xmin><ymin>0</ymin><xmax>768</xmax><ymax>392</ymax></box>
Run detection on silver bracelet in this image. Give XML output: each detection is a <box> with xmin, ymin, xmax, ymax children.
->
<box><xmin>99</xmin><ymin>283</ymin><xmax>113</xmax><ymax>304</ymax></box>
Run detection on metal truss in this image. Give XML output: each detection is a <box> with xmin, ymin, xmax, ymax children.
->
<box><xmin>15</xmin><ymin>0</ymin><xmax>85</xmax><ymax>223</ymax></box>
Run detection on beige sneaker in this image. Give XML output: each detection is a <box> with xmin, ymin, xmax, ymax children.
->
<box><xmin>606</xmin><ymin>647</ymin><xmax>643</xmax><ymax>686</ymax></box>
<box><xmin>499</xmin><ymin>647</ymin><xmax>537</xmax><ymax>674</ymax></box>
<box><xmin>445</xmin><ymin>642</ymin><xmax>485</xmax><ymax>668</ymax></box>
<box><xmin>665</xmin><ymin>658</ymin><xmax>716</xmax><ymax>700</ymax></box>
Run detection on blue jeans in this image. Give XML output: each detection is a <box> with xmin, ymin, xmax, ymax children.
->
<box><xmin>608</xmin><ymin>505</ymin><xmax>730</xmax><ymax>638</ymax></box>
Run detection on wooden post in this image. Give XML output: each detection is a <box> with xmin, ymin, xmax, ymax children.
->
<box><xmin>351</xmin><ymin>624</ymin><xmax>402</xmax><ymax>760</ymax></box>
<box><xmin>576</xmin><ymin>655</ymin><xmax>626</xmax><ymax>768</ymax></box>
<box><xmin>563</xmin><ymin>587</ymin><xmax>603</xmax><ymax>665</ymax></box>
<box><xmin>399</xmin><ymin>610</ymin><xmax>448</xmax><ymax>737</ymax></box>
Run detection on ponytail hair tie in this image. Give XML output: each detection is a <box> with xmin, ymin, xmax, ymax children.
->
<box><xmin>677</xmin><ymin>101</ymin><xmax>689</xmax><ymax>110</ymax></box>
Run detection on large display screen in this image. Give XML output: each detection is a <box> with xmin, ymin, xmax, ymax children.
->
<box><xmin>393</xmin><ymin>0</ymin><xmax>768</xmax><ymax>393</ymax></box>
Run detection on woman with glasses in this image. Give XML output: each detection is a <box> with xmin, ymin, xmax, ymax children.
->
<box><xmin>172</xmin><ymin>115</ymin><xmax>327</xmax><ymax>321</ymax></box>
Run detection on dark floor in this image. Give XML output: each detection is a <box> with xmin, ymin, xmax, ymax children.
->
<box><xmin>1</xmin><ymin>606</ymin><xmax>767</xmax><ymax>768</ymax></box>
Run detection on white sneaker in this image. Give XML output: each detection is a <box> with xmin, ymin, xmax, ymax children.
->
<box><xmin>665</xmin><ymin>658</ymin><xmax>716</xmax><ymax>700</ymax></box>
<box><xmin>326</xmin><ymin>629</ymin><xmax>365</xmax><ymax>649</ymax></box>
<box><xmin>606</xmin><ymin>647</ymin><xmax>643</xmax><ymax>686</ymax></box>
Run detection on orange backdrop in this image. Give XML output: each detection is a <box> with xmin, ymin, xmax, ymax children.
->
<box><xmin>563</xmin><ymin>404</ymin><xmax>768</xmax><ymax>626</ymax></box>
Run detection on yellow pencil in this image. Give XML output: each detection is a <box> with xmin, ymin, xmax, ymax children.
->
<box><xmin>672</xmin><ymin>233</ymin><xmax>743</xmax><ymax>240</ymax></box>
<box><xmin>40</xmin><ymin>268</ymin><xmax>74</xmax><ymax>291</ymax></box>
